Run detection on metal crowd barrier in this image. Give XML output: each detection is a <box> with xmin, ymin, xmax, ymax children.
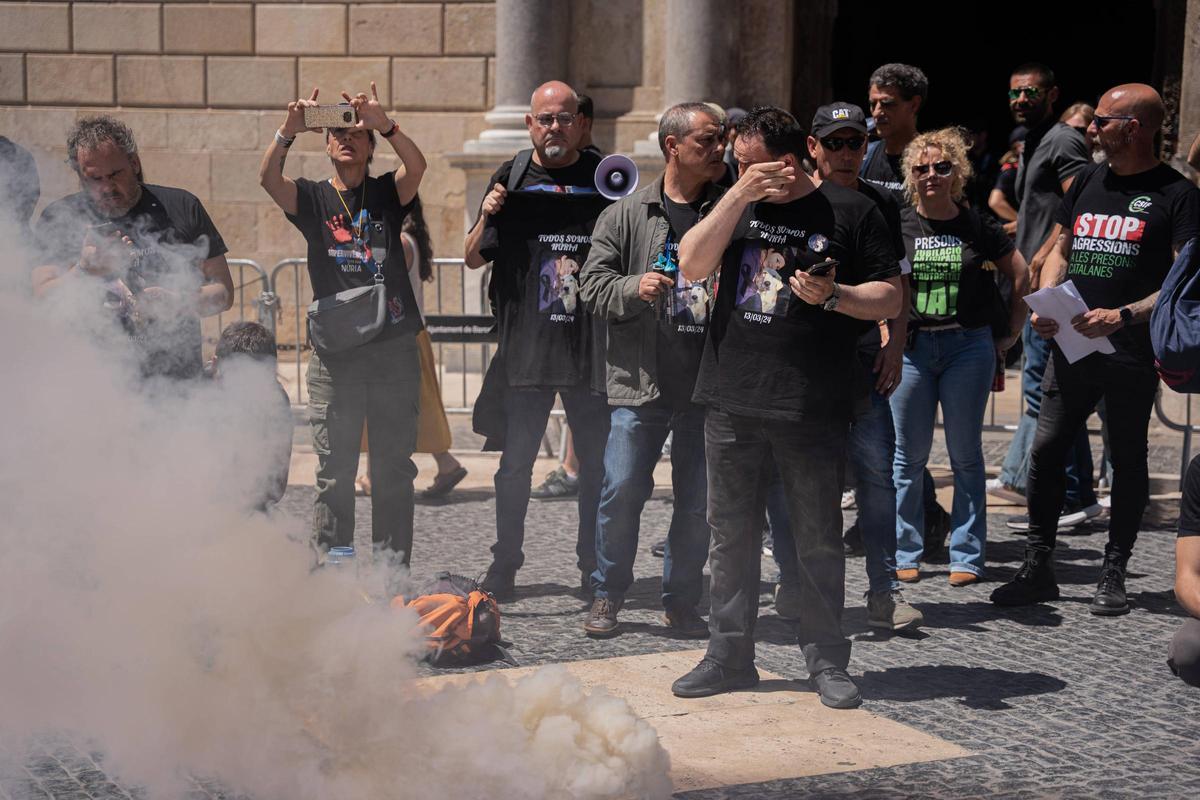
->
<box><xmin>264</xmin><ymin>257</ymin><xmax>496</xmax><ymax>409</ymax></box>
<box><xmin>213</xmin><ymin>258</ymin><xmax>273</xmax><ymax>333</ymax></box>
<box><xmin>241</xmin><ymin>256</ymin><xmax>1198</xmax><ymax>484</ymax></box>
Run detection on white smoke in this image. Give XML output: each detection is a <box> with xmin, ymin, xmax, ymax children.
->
<box><xmin>0</xmin><ymin>210</ymin><xmax>670</xmax><ymax>799</ymax></box>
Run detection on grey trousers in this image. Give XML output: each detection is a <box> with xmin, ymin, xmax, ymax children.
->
<box><xmin>307</xmin><ymin>333</ymin><xmax>420</xmax><ymax>563</ymax></box>
<box><xmin>1168</xmin><ymin>617</ymin><xmax>1200</xmax><ymax>688</ymax></box>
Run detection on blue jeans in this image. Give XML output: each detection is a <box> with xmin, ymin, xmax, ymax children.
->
<box><xmin>770</xmin><ymin>379</ymin><xmax>899</xmax><ymax>594</ymax></box>
<box><xmin>999</xmin><ymin>317</ymin><xmax>1097</xmax><ymax>507</ymax></box>
<box><xmin>491</xmin><ymin>387</ymin><xmax>610</xmax><ymax>573</ymax></box>
<box><xmin>891</xmin><ymin>327</ymin><xmax>994</xmax><ymax>576</ymax></box>
<box><xmin>592</xmin><ymin>405</ymin><xmax>709</xmax><ymax>609</ymax></box>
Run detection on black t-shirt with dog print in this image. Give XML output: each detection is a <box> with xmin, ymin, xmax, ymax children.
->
<box><xmin>655</xmin><ymin>193</ymin><xmax>711</xmax><ymax>408</ymax></box>
<box><xmin>693</xmin><ymin>181</ymin><xmax>899</xmax><ymax>422</ymax></box>
<box><xmin>478</xmin><ymin>151</ymin><xmax>609</xmax><ymax>389</ymax></box>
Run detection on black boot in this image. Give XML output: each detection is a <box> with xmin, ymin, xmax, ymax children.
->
<box><xmin>990</xmin><ymin>548</ymin><xmax>1060</xmax><ymax>606</ymax></box>
<box><xmin>1091</xmin><ymin>554</ymin><xmax>1130</xmax><ymax>616</ymax></box>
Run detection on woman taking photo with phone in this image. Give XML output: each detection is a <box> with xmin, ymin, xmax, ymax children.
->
<box><xmin>258</xmin><ymin>82</ymin><xmax>427</xmax><ymax>570</ymax></box>
<box><xmin>890</xmin><ymin>128</ymin><xmax>1029</xmax><ymax>586</ymax></box>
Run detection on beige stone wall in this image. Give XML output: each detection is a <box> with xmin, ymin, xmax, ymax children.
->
<box><xmin>1</xmin><ymin>0</ymin><xmax>495</xmax><ymax>345</ymax></box>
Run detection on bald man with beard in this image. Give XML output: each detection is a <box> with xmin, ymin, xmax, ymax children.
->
<box><xmin>465</xmin><ymin>81</ymin><xmax>611</xmax><ymax>600</ymax></box>
<box><xmin>993</xmin><ymin>84</ymin><xmax>1200</xmax><ymax>615</ymax></box>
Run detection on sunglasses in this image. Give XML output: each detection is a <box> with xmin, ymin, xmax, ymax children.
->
<box><xmin>820</xmin><ymin>135</ymin><xmax>866</xmax><ymax>152</ymax></box>
<box><xmin>912</xmin><ymin>160</ymin><xmax>954</xmax><ymax>177</ymax></box>
<box><xmin>534</xmin><ymin>112</ymin><xmax>578</xmax><ymax>129</ymax></box>
<box><xmin>1007</xmin><ymin>86</ymin><xmax>1043</xmax><ymax>101</ymax></box>
<box><xmin>1093</xmin><ymin>114</ymin><xmax>1136</xmax><ymax>128</ymax></box>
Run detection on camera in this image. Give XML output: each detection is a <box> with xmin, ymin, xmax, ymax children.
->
<box><xmin>304</xmin><ymin>104</ymin><xmax>356</xmax><ymax>129</ymax></box>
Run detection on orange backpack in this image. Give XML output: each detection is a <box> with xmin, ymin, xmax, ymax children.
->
<box><xmin>392</xmin><ymin>572</ymin><xmax>511</xmax><ymax>666</ymax></box>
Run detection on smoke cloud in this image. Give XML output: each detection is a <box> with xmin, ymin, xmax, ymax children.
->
<box><xmin>0</xmin><ymin>212</ymin><xmax>670</xmax><ymax>799</ymax></box>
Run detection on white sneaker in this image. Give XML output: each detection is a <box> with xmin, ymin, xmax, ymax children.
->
<box><xmin>841</xmin><ymin>490</ymin><xmax>856</xmax><ymax>509</ymax></box>
<box><xmin>1098</xmin><ymin>496</ymin><xmax>1112</xmax><ymax>509</ymax></box>
<box><xmin>986</xmin><ymin>477</ymin><xmax>1025</xmax><ymax>504</ymax></box>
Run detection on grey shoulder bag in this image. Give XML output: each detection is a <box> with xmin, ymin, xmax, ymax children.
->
<box><xmin>307</xmin><ymin>217</ymin><xmax>389</xmax><ymax>354</ymax></box>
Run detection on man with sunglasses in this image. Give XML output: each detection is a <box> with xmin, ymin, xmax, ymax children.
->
<box><xmin>993</xmin><ymin>83</ymin><xmax>1200</xmax><ymax>614</ymax></box>
<box><xmin>465</xmin><ymin>81</ymin><xmax>611</xmax><ymax>601</ymax></box>
<box><xmin>671</xmin><ymin>107</ymin><xmax>901</xmax><ymax>709</ymax></box>
<box><xmin>766</xmin><ymin>102</ymin><xmax>921</xmax><ymax>632</ymax></box>
<box><xmin>990</xmin><ymin>63</ymin><xmax>1100</xmax><ymax>528</ymax></box>
<box><xmin>577</xmin><ymin>102</ymin><xmax>728</xmax><ymax>639</ymax></box>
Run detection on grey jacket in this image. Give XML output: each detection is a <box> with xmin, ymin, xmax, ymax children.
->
<box><xmin>578</xmin><ymin>175</ymin><xmax>723</xmax><ymax>406</ymax></box>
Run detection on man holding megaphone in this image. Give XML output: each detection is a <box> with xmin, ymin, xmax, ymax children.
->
<box><xmin>578</xmin><ymin>103</ymin><xmax>728</xmax><ymax>639</ymax></box>
<box><xmin>464</xmin><ymin>81</ymin><xmax>612</xmax><ymax>601</ymax></box>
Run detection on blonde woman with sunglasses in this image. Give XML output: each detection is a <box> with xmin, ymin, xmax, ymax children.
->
<box><xmin>890</xmin><ymin>129</ymin><xmax>1030</xmax><ymax>587</ymax></box>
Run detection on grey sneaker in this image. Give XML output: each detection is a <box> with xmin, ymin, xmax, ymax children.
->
<box><xmin>531</xmin><ymin>466</ymin><xmax>579</xmax><ymax>499</ymax></box>
<box><xmin>867</xmin><ymin>589</ymin><xmax>924</xmax><ymax>631</ymax></box>
<box><xmin>774</xmin><ymin>581</ymin><xmax>802</xmax><ymax>621</ymax></box>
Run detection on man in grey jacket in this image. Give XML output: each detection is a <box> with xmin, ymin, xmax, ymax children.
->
<box><xmin>578</xmin><ymin>102</ymin><xmax>728</xmax><ymax>638</ymax></box>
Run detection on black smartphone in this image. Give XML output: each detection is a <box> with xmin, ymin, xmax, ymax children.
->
<box><xmin>806</xmin><ymin>258</ymin><xmax>840</xmax><ymax>277</ymax></box>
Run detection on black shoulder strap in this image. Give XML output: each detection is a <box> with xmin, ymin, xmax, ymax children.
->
<box><xmin>507</xmin><ymin>148</ymin><xmax>534</xmax><ymax>192</ymax></box>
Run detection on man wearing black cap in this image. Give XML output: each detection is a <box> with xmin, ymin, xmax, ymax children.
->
<box><xmin>767</xmin><ymin>103</ymin><xmax>920</xmax><ymax>632</ymax></box>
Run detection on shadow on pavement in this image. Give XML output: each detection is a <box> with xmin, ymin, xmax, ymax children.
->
<box><xmin>858</xmin><ymin>664</ymin><xmax>1068</xmax><ymax>709</ymax></box>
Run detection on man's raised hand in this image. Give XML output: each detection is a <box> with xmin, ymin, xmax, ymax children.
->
<box><xmin>733</xmin><ymin>161</ymin><xmax>795</xmax><ymax>203</ymax></box>
<box><xmin>481</xmin><ymin>183</ymin><xmax>508</xmax><ymax>217</ymax></box>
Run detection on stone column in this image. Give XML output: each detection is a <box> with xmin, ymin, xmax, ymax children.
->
<box><xmin>449</xmin><ymin>0</ymin><xmax>569</xmax><ymax>313</ymax></box>
<box><xmin>662</xmin><ymin>0</ymin><xmax>735</xmax><ymax>108</ymax></box>
<box><xmin>634</xmin><ymin>0</ymin><xmax>735</xmax><ymax>156</ymax></box>
<box><xmin>463</xmin><ymin>0</ymin><xmax>568</xmax><ymax>155</ymax></box>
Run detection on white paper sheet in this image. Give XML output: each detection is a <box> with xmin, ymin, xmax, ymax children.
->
<box><xmin>1023</xmin><ymin>280</ymin><xmax>1115</xmax><ymax>364</ymax></box>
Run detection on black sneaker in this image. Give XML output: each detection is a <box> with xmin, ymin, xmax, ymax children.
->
<box><xmin>649</xmin><ymin>538</ymin><xmax>667</xmax><ymax>558</ymax></box>
<box><xmin>842</xmin><ymin>523</ymin><xmax>865</xmax><ymax>557</ymax></box>
<box><xmin>1091</xmin><ymin>556</ymin><xmax>1130</xmax><ymax>616</ymax></box>
<box><xmin>662</xmin><ymin>604</ymin><xmax>709</xmax><ymax>638</ymax></box>
<box><xmin>583</xmin><ymin>597</ymin><xmax>622</xmax><ymax>637</ymax></box>
<box><xmin>481</xmin><ymin>566</ymin><xmax>516</xmax><ymax>601</ymax></box>
<box><xmin>810</xmin><ymin>667</ymin><xmax>862</xmax><ymax>709</ymax></box>
<box><xmin>990</xmin><ymin>549</ymin><xmax>1059</xmax><ymax>606</ymax></box>
<box><xmin>671</xmin><ymin>658</ymin><xmax>760</xmax><ymax>698</ymax></box>
<box><xmin>924</xmin><ymin>503</ymin><xmax>950</xmax><ymax>559</ymax></box>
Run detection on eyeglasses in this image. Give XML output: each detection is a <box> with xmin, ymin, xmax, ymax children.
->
<box><xmin>819</xmin><ymin>135</ymin><xmax>866</xmax><ymax>152</ymax></box>
<box><xmin>1093</xmin><ymin>114</ymin><xmax>1136</xmax><ymax>128</ymax></box>
<box><xmin>534</xmin><ymin>112</ymin><xmax>578</xmax><ymax>129</ymax></box>
<box><xmin>912</xmin><ymin>160</ymin><xmax>954</xmax><ymax>177</ymax></box>
<box><xmin>1008</xmin><ymin>86</ymin><xmax>1043</xmax><ymax>101</ymax></box>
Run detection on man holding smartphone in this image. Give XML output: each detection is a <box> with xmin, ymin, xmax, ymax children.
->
<box><xmin>32</xmin><ymin>115</ymin><xmax>233</xmax><ymax>380</ymax></box>
<box><xmin>672</xmin><ymin>107</ymin><xmax>901</xmax><ymax>709</ymax></box>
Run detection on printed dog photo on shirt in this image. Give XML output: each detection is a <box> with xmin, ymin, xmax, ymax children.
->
<box><xmin>537</xmin><ymin>253</ymin><xmax>581</xmax><ymax>315</ymax></box>
<box><xmin>670</xmin><ymin>275</ymin><xmax>711</xmax><ymax>325</ymax></box>
<box><xmin>736</xmin><ymin>244</ymin><xmax>796</xmax><ymax>316</ymax></box>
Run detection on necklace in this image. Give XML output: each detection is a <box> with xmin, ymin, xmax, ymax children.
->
<box><xmin>330</xmin><ymin>178</ymin><xmax>368</xmax><ymax>243</ymax></box>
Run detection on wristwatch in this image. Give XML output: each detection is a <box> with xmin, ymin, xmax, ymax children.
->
<box><xmin>822</xmin><ymin>282</ymin><xmax>841</xmax><ymax>312</ymax></box>
<box><xmin>1119</xmin><ymin>306</ymin><xmax>1133</xmax><ymax>327</ymax></box>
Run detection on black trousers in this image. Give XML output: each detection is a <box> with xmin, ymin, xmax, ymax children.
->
<box><xmin>704</xmin><ymin>408</ymin><xmax>851</xmax><ymax>675</ymax></box>
<box><xmin>1026</xmin><ymin>348</ymin><xmax>1158</xmax><ymax>559</ymax></box>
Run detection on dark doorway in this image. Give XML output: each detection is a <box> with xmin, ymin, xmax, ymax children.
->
<box><xmin>827</xmin><ymin>0</ymin><xmax>1158</xmax><ymax>157</ymax></box>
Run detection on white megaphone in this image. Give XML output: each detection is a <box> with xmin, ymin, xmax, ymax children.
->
<box><xmin>595</xmin><ymin>154</ymin><xmax>639</xmax><ymax>200</ymax></box>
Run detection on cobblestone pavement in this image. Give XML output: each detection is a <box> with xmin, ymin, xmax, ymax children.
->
<box><xmin>5</xmin><ymin>477</ymin><xmax>1199</xmax><ymax>798</ymax></box>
